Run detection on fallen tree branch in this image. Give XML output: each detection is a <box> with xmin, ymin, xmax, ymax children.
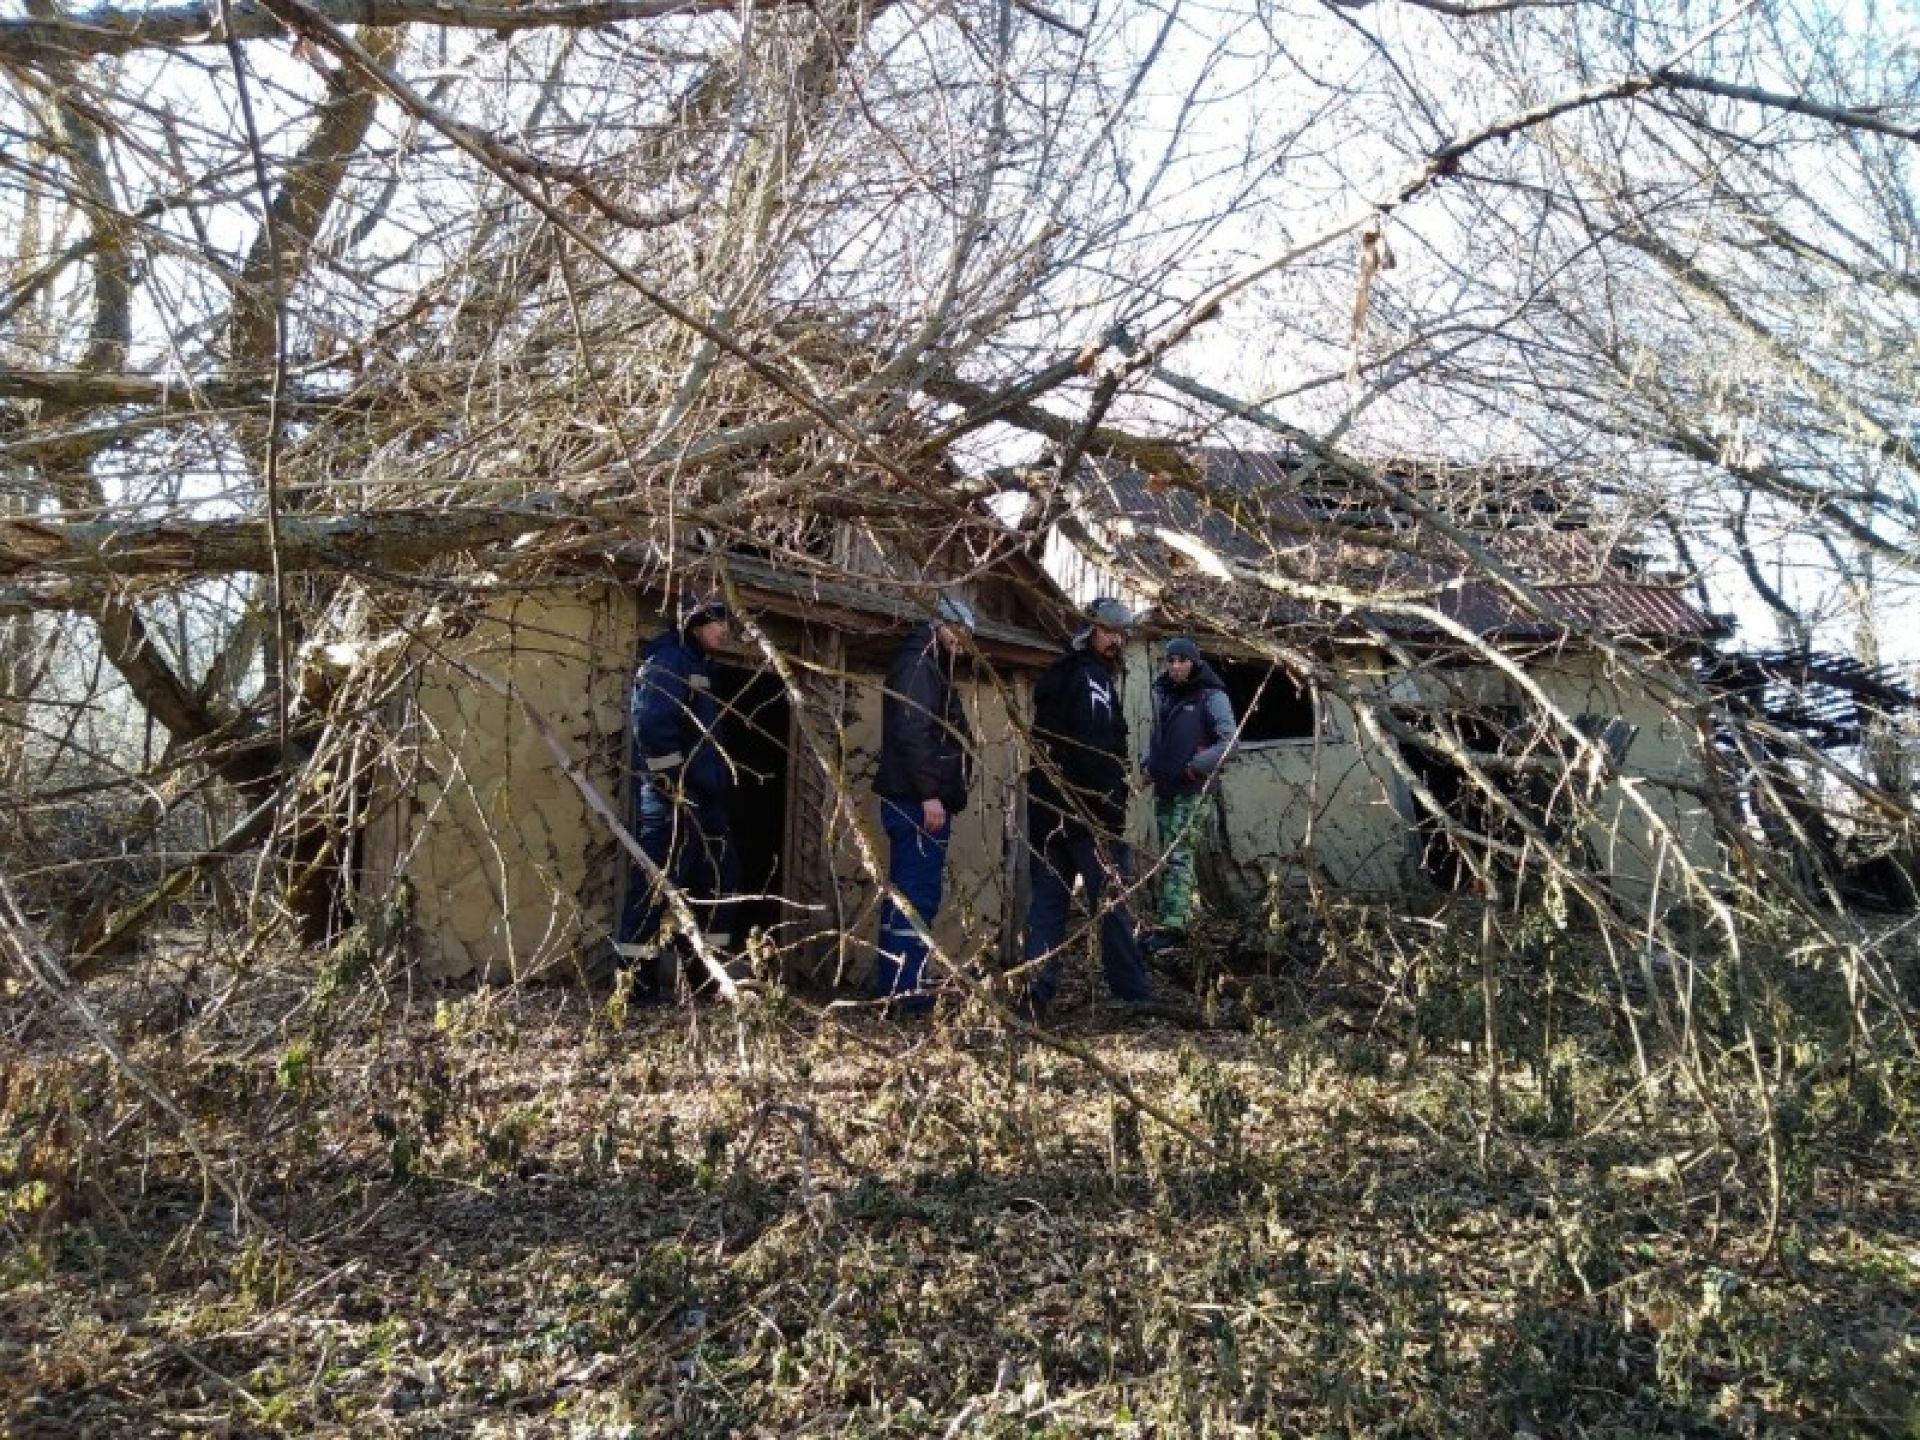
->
<box><xmin>0</xmin><ymin>0</ymin><xmax>804</xmax><ymax>64</ymax></box>
<box><xmin>69</xmin><ymin>789</ymin><xmax>284</xmax><ymax>978</ymax></box>
<box><xmin>0</xmin><ymin>864</ymin><xmax>259</xmax><ymax>1229</ymax></box>
<box><xmin>0</xmin><ymin>506</ymin><xmax>575</xmax><ymax>579</ymax></box>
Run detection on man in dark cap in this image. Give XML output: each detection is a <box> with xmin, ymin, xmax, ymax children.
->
<box><xmin>614</xmin><ymin>592</ymin><xmax>739</xmax><ymax>1000</ymax></box>
<box><xmin>870</xmin><ymin>592</ymin><xmax>978</xmax><ymax>1013</ymax></box>
<box><xmin>1140</xmin><ymin>636</ymin><xmax>1237</xmax><ymax>961</ymax></box>
<box><xmin>1018</xmin><ymin>596</ymin><xmax>1154</xmax><ymax>1019</ymax></box>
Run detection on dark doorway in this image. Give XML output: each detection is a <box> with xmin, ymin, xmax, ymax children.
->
<box><xmin>1398</xmin><ymin>707</ymin><xmax>1518</xmax><ymax>891</ymax></box>
<box><xmin>711</xmin><ymin>662</ymin><xmax>792</xmax><ymax>944</ymax></box>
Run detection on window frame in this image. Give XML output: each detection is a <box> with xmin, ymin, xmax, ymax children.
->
<box><xmin>1208</xmin><ymin>657</ymin><xmax>1330</xmax><ymax>747</ymax></box>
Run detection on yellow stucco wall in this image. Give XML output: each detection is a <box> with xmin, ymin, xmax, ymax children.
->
<box><xmin>385</xmin><ymin>588</ymin><xmax>629</xmax><ymax>981</ymax></box>
<box><xmin>1526</xmin><ymin>655</ymin><xmax>1723</xmax><ymax>898</ymax></box>
<box><xmin>1118</xmin><ymin>645</ymin><xmax>1415</xmax><ymax>911</ymax></box>
<box><xmin>1115</xmin><ymin>641</ymin><xmax>1722</xmax><ymax>915</ymax></box>
<box><xmin>371</xmin><ymin>598</ymin><xmax>1723</xmax><ymax>977</ymax></box>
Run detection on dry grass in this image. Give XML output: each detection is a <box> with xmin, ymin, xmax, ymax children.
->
<box><xmin>4</xmin><ymin>915</ymin><xmax>1918</xmax><ymax>1437</ymax></box>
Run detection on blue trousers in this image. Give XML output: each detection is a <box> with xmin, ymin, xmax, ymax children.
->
<box><xmin>616</xmin><ymin>781</ymin><xmax>738</xmax><ymax>992</ymax></box>
<box><xmin>1022</xmin><ymin>830</ymin><xmax>1151</xmax><ymax>1007</ymax></box>
<box><xmin>875</xmin><ymin>797</ymin><xmax>951</xmax><ymax>1010</ymax></box>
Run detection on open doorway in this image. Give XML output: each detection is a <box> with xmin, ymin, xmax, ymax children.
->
<box><xmin>1398</xmin><ymin>706</ymin><xmax>1517</xmax><ymax>891</ymax></box>
<box><xmin>711</xmin><ymin>662</ymin><xmax>792</xmax><ymax>944</ymax></box>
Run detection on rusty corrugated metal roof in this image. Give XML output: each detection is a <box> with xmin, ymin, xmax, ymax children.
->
<box><xmin>1075</xmin><ymin>447</ymin><xmax>1726</xmax><ymax>642</ymax></box>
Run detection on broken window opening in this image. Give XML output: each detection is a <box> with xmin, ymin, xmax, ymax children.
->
<box><xmin>1213</xmin><ymin>660</ymin><xmax>1320</xmax><ymax>744</ymax></box>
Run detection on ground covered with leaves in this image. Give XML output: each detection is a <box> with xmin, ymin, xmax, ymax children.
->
<box><xmin>5</xmin><ymin>911</ymin><xmax>1919</xmax><ymax>1436</ymax></box>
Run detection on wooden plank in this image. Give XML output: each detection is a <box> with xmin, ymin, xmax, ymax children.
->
<box><xmin>782</xmin><ymin>624</ymin><xmax>848</xmax><ymax>984</ymax></box>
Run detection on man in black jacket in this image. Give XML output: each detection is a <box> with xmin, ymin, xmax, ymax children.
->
<box><xmin>1019</xmin><ymin>596</ymin><xmax>1153</xmax><ymax>1018</ymax></box>
<box><xmin>871</xmin><ymin>593</ymin><xmax>977</xmax><ymax>1012</ymax></box>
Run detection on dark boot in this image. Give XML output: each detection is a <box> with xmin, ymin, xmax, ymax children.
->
<box><xmin>1140</xmin><ymin>927</ymin><xmax>1186</xmax><ymax>956</ymax></box>
<box><xmin>1142</xmin><ymin>929</ymin><xmax>1195</xmax><ymax>989</ymax></box>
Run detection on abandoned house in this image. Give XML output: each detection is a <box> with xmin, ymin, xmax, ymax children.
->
<box><xmin>358</xmin><ymin>511</ymin><xmax>1070</xmax><ymax>983</ymax></box>
<box><xmin>357</xmin><ymin>436</ymin><xmax>1754</xmax><ymax>984</ymax></box>
<box><xmin>1030</xmin><ymin>445</ymin><xmax>1733</xmax><ymax>910</ymax></box>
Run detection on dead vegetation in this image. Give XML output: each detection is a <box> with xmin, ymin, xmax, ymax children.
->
<box><xmin>4</xmin><ymin>2</ymin><xmax>1920</xmax><ymax>1432</ymax></box>
<box><xmin>5</xmin><ymin>900</ymin><xmax>1915</xmax><ymax>1437</ymax></box>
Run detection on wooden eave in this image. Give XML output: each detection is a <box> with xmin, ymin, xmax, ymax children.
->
<box><xmin>593</xmin><ymin>545</ymin><xmax>1062</xmax><ymax>669</ymax></box>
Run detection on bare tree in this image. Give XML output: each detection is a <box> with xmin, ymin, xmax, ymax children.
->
<box><xmin>0</xmin><ymin>0</ymin><xmax>1916</xmax><ymax>1276</ymax></box>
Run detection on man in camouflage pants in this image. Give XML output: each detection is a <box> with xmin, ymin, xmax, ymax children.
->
<box><xmin>1139</xmin><ymin>637</ymin><xmax>1236</xmax><ymax>964</ymax></box>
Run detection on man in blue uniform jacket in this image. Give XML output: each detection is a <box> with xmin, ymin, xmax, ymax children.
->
<box><xmin>615</xmin><ymin>592</ymin><xmax>740</xmax><ymax>1001</ymax></box>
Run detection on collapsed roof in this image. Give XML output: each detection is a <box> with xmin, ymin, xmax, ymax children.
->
<box><xmin>1062</xmin><ymin>446</ymin><xmax>1728</xmax><ymax>644</ymax></box>
<box><xmin>1702</xmin><ymin>647</ymin><xmax>1920</xmax><ymax>749</ymax></box>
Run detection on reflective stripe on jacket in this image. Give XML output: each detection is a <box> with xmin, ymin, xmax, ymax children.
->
<box><xmin>631</xmin><ymin>627</ymin><xmax>729</xmax><ymax>805</ymax></box>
